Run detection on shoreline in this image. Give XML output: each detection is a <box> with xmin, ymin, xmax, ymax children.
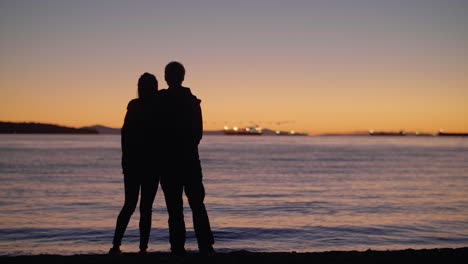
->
<box><xmin>2</xmin><ymin>247</ymin><xmax>467</xmax><ymax>263</ymax></box>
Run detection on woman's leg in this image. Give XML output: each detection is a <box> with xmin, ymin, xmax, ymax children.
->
<box><xmin>138</xmin><ymin>175</ymin><xmax>159</xmax><ymax>251</ymax></box>
<box><xmin>112</xmin><ymin>174</ymin><xmax>140</xmax><ymax>248</ymax></box>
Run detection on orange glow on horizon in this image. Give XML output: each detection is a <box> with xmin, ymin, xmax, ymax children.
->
<box><xmin>1</xmin><ymin>1</ymin><xmax>467</xmax><ymax>136</ymax></box>
<box><xmin>1</xmin><ymin>69</ymin><xmax>467</xmax><ymax>136</ymax></box>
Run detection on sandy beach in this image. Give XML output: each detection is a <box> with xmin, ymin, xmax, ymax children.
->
<box><xmin>1</xmin><ymin>247</ymin><xmax>467</xmax><ymax>264</ymax></box>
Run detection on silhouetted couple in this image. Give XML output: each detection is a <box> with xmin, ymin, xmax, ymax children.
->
<box><xmin>109</xmin><ymin>62</ymin><xmax>215</xmax><ymax>257</ymax></box>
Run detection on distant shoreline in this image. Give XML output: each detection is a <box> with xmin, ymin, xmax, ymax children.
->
<box><xmin>1</xmin><ymin>122</ymin><xmax>467</xmax><ymax>137</ymax></box>
<box><xmin>1</xmin><ymin>133</ymin><xmax>467</xmax><ymax>137</ymax></box>
<box><xmin>1</xmin><ymin>247</ymin><xmax>467</xmax><ymax>263</ymax></box>
<box><xmin>0</xmin><ymin>122</ymin><xmax>99</xmax><ymax>134</ymax></box>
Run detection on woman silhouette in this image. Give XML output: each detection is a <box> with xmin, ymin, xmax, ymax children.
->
<box><xmin>109</xmin><ymin>73</ymin><xmax>160</xmax><ymax>255</ymax></box>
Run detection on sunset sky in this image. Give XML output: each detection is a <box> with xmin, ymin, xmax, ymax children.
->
<box><xmin>1</xmin><ymin>0</ymin><xmax>467</xmax><ymax>135</ymax></box>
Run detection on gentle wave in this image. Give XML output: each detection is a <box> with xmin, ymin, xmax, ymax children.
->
<box><xmin>2</xmin><ymin>224</ymin><xmax>468</xmax><ymax>255</ymax></box>
<box><xmin>1</xmin><ymin>135</ymin><xmax>468</xmax><ymax>255</ymax></box>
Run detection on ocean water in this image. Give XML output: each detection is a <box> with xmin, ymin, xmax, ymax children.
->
<box><xmin>0</xmin><ymin>134</ymin><xmax>467</xmax><ymax>256</ymax></box>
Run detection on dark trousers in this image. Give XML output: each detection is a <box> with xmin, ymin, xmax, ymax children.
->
<box><xmin>160</xmin><ymin>167</ymin><xmax>214</xmax><ymax>252</ymax></box>
<box><xmin>112</xmin><ymin>173</ymin><xmax>159</xmax><ymax>250</ymax></box>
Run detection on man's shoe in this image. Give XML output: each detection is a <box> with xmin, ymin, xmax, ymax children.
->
<box><xmin>171</xmin><ymin>248</ymin><xmax>187</xmax><ymax>257</ymax></box>
<box><xmin>138</xmin><ymin>249</ymin><xmax>148</xmax><ymax>256</ymax></box>
<box><xmin>199</xmin><ymin>246</ymin><xmax>215</xmax><ymax>257</ymax></box>
<box><xmin>108</xmin><ymin>247</ymin><xmax>122</xmax><ymax>256</ymax></box>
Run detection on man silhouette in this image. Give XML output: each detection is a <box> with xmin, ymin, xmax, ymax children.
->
<box><xmin>158</xmin><ymin>61</ymin><xmax>215</xmax><ymax>256</ymax></box>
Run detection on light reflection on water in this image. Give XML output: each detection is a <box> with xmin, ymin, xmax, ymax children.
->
<box><xmin>0</xmin><ymin>134</ymin><xmax>467</xmax><ymax>255</ymax></box>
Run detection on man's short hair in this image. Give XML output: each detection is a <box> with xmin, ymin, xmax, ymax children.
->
<box><xmin>165</xmin><ymin>61</ymin><xmax>185</xmax><ymax>85</ymax></box>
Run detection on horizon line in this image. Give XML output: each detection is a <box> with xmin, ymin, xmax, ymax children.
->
<box><xmin>2</xmin><ymin>121</ymin><xmax>467</xmax><ymax>136</ymax></box>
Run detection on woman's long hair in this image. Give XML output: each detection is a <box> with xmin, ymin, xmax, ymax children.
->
<box><xmin>138</xmin><ymin>72</ymin><xmax>158</xmax><ymax>99</ymax></box>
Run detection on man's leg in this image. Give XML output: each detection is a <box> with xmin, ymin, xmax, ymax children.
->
<box><xmin>161</xmin><ymin>176</ymin><xmax>186</xmax><ymax>254</ymax></box>
<box><xmin>185</xmin><ymin>175</ymin><xmax>214</xmax><ymax>253</ymax></box>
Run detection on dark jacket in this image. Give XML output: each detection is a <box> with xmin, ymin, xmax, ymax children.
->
<box><xmin>158</xmin><ymin>86</ymin><xmax>203</xmax><ymax>163</ymax></box>
<box><xmin>121</xmin><ymin>96</ymin><xmax>159</xmax><ymax>175</ymax></box>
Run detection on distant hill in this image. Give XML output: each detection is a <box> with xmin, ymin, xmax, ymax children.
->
<box><xmin>1</xmin><ymin>122</ymin><xmax>317</xmax><ymax>136</ymax></box>
<box><xmin>0</xmin><ymin>122</ymin><xmax>98</xmax><ymax>134</ymax></box>
<box><xmin>81</xmin><ymin>125</ymin><xmax>120</xmax><ymax>134</ymax></box>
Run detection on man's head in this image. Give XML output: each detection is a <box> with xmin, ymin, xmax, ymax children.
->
<box><xmin>138</xmin><ymin>72</ymin><xmax>158</xmax><ymax>99</ymax></box>
<box><xmin>165</xmin><ymin>61</ymin><xmax>185</xmax><ymax>87</ymax></box>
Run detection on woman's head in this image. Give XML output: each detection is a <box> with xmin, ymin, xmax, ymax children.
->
<box><xmin>138</xmin><ymin>72</ymin><xmax>158</xmax><ymax>99</ymax></box>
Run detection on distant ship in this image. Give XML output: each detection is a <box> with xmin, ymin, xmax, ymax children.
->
<box><xmin>369</xmin><ymin>130</ymin><xmax>406</xmax><ymax>136</ymax></box>
<box><xmin>223</xmin><ymin>125</ymin><xmax>262</xmax><ymax>135</ymax></box>
<box><xmin>437</xmin><ymin>131</ymin><xmax>468</xmax><ymax>137</ymax></box>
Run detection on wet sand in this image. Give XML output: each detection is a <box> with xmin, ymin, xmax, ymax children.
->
<box><xmin>1</xmin><ymin>247</ymin><xmax>467</xmax><ymax>264</ymax></box>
